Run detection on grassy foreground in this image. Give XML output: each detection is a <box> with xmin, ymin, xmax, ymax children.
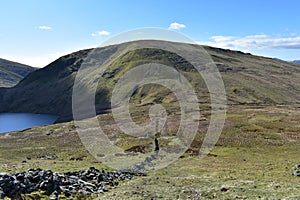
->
<box><xmin>0</xmin><ymin>105</ymin><xmax>300</xmax><ymax>199</ymax></box>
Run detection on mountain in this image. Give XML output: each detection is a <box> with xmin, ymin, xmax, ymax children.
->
<box><xmin>292</xmin><ymin>60</ymin><xmax>300</xmax><ymax>64</ymax></box>
<box><xmin>0</xmin><ymin>40</ymin><xmax>299</xmax><ymax>122</ymax></box>
<box><xmin>0</xmin><ymin>58</ymin><xmax>36</xmax><ymax>87</ymax></box>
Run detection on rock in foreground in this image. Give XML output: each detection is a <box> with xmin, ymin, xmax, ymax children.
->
<box><xmin>0</xmin><ymin>167</ymin><xmax>145</xmax><ymax>199</ymax></box>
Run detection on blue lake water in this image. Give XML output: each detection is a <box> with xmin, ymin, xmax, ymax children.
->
<box><xmin>0</xmin><ymin>113</ymin><xmax>58</xmax><ymax>134</ymax></box>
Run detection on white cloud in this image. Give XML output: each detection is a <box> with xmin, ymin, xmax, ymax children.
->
<box><xmin>38</xmin><ymin>26</ymin><xmax>52</xmax><ymax>30</ymax></box>
<box><xmin>98</xmin><ymin>30</ymin><xmax>110</xmax><ymax>36</ymax></box>
<box><xmin>168</xmin><ymin>22</ymin><xmax>186</xmax><ymax>30</ymax></box>
<box><xmin>203</xmin><ymin>34</ymin><xmax>300</xmax><ymax>50</ymax></box>
<box><xmin>91</xmin><ymin>30</ymin><xmax>110</xmax><ymax>37</ymax></box>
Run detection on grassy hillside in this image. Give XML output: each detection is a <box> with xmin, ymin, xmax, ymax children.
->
<box><xmin>0</xmin><ymin>58</ymin><xmax>36</xmax><ymax>87</ymax></box>
<box><xmin>0</xmin><ymin>106</ymin><xmax>300</xmax><ymax>199</ymax></box>
<box><xmin>0</xmin><ymin>40</ymin><xmax>299</xmax><ymax>122</ymax></box>
<box><xmin>0</xmin><ymin>41</ymin><xmax>300</xmax><ymax>199</ymax></box>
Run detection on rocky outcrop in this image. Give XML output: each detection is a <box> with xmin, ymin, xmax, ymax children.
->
<box><xmin>0</xmin><ymin>167</ymin><xmax>145</xmax><ymax>199</ymax></box>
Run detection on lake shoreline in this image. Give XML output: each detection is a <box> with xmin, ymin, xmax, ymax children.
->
<box><xmin>0</xmin><ymin>113</ymin><xmax>58</xmax><ymax>134</ymax></box>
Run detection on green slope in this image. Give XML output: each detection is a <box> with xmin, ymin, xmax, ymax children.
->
<box><xmin>0</xmin><ymin>40</ymin><xmax>299</xmax><ymax>122</ymax></box>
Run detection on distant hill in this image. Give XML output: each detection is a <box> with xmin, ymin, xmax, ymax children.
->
<box><xmin>0</xmin><ymin>40</ymin><xmax>299</xmax><ymax>122</ymax></box>
<box><xmin>292</xmin><ymin>60</ymin><xmax>300</xmax><ymax>64</ymax></box>
<box><xmin>0</xmin><ymin>58</ymin><xmax>36</xmax><ymax>87</ymax></box>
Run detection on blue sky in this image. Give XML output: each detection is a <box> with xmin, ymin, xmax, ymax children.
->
<box><xmin>1</xmin><ymin>0</ymin><xmax>300</xmax><ymax>67</ymax></box>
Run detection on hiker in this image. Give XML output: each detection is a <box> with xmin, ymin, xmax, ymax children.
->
<box><xmin>154</xmin><ymin>133</ymin><xmax>160</xmax><ymax>152</ymax></box>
